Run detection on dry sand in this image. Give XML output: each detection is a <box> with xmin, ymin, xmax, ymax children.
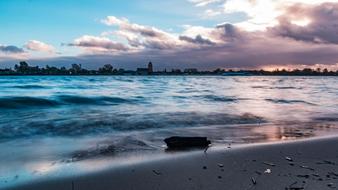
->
<box><xmin>7</xmin><ymin>137</ymin><xmax>338</xmax><ymax>190</ymax></box>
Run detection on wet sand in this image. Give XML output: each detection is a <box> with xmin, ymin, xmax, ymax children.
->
<box><xmin>7</xmin><ymin>137</ymin><xmax>338</xmax><ymax>190</ymax></box>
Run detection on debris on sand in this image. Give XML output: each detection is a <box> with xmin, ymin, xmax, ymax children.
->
<box><xmin>328</xmin><ymin>172</ymin><xmax>338</xmax><ymax>177</ymax></box>
<box><xmin>286</xmin><ymin>181</ymin><xmax>305</xmax><ymax>190</ymax></box>
<box><xmin>263</xmin><ymin>162</ymin><xmax>276</xmax><ymax>167</ymax></box>
<box><xmin>152</xmin><ymin>170</ymin><xmax>161</xmax><ymax>175</ymax></box>
<box><xmin>285</xmin><ymin>157</ymin><xmax>293</xmax><ymax>162</ymax></box>
<box><xmin>300</xmin><ymin>165</ymin><xmax>315</xmax><ymax>171</ymax></box>
<box><xmin>164</xmin><ymin>137</ymin><xmax>211</xmax><ymax>150</ymax></box>
<box><xmin>264</xmin><ymin>169</ymin><xmax>272</xmax><ymax>174</ymax></box>
<box><xmin>327</xmin><ymin>183</ymin><xmax>336</xmax><ymax>188</ymax></box>
<box><xmin>317</xmin><ymin>160</ymin><xmax>336</xmax><ymax>165</ymax></box>
<box><xmin>251</xmin><ymin>177</ymin><xmax>257</xmax><ymax>185</ymax></box>
<box><xmin>218</xmin><ymin>163</ymin><xmax>224</xmax><ymax>168</ymax></box>
<box><xmin>297</xmin><ymin>174</ymin><xmax>310</xmax><ymax>179</ymax></box>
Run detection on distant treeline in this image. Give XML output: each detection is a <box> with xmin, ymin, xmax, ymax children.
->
<box><xmin>0</xmin><ymin>61</ymin><xmax>337</xmax><ymax>76</ymax></box>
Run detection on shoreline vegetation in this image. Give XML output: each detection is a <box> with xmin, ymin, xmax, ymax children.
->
<box><xmin>7</xmin><ymin>136</ymin><xmax>338</xmax><ymax>190</ymax></box>
<box><xmin>0</xmin><ymin>61</ymin><xmax>337</xmax><ymax>76</ymax></box>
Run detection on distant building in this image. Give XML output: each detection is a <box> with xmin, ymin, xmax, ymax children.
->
<box><xmin>137</xmin><ymin>61</ymin><xmax>153</xmax><ymax>75</ymax></box>
<box><xmin>184</xmin><ymin>68</ymin><xmax>198</xmax><ymax>74</ymax></box>
<box><xmin>148</xmin><ymin>61</ymin><xmax>153</xmax><ymax>74</ymax></box>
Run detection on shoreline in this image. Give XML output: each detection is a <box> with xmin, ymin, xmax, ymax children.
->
<box><xmin>6</xmin><ymin>136</ymin><xmax>338</xmax><ymax>190</ymax></box>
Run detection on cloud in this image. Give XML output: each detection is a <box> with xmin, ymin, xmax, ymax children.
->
<box><xmin>179</xmin><ymin>35</ymin><xmax>215</xmax><ymax>45</ymax></box>
<box><xmin>4</xmin><ymin>1</ymin><xmax>338</xmax><ymax>71</ymax></box>
<box><xmin>101</xmin><ymin>16</ymin><xmax>180</xmax><ymax>50</ymax></box>
<box><xmin>25</xmin><ymin>40</ymin><xmax>55</xmax><ymax>53</ymax></box>
<box><xmin>188</xmin><ymin>0</ymin><xmax>222</xmax><ymax>7</ymax></box>
<box><xmin>204</xmin><ymin>9</ymin><xmax>222</xmax><ymax>17</ymax></box>
<box><xmin>67</xmin><ymin>35</ymin><xmax>129</xmax><ymax>52</ymax></box>
<box><xmin>59</xmin><ymin>2</ymin><xmax>338</xmax><ymax>71</ymax></box>
<box><xmin>0</xmin><ymin>45</ymin><xmax>24</xmax><ymax>54</ymax></box>
<box><xmin>189</xmin><ymin>0</ymin><xmax>338</xmax><ymax>31</ymax></box>
<box><xmin>270</xmin><ymin>2</ymin><xmax>338</xmax><ymax>44</ymax></box>
<box><xmin>102</xmin><ymin>16</ymin><xmax>169</xmax><ymax>38</ymax></box>
<box><xmin>5</xmin><ymin>38</ymin><xmax>338</xmax><ymax>70</ymax></box>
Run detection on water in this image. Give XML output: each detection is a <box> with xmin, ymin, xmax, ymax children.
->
<box><xmin>0</xmin><ymin>76</ymin><xmax>337</xmax><ymax>189</ymax></box>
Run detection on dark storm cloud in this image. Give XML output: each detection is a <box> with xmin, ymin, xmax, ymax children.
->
<box><xmin>0</xmin><ymin>45</ymin><xmax>24</xmax><ymax>54</ymax></box>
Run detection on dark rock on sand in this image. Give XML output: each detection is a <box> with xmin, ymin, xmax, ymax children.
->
<box><xmin>164</xmin><ymin>136</ymin><xmax>211</xmax><ymax>150</ymax></box>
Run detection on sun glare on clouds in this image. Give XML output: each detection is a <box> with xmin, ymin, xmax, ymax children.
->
<box><xmin>191</xmin><ymin>0</ymin><xmax>338</xmax><ymax>31</ymax></box>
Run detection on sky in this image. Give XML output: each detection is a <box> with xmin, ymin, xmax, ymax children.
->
<box><xmin>0</xmin><ymin>0</ymin><xmax>338</xmax><ymax>70</ymax></box>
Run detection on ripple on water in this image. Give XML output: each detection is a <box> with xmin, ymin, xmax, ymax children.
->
<box><xmin>265</xmin><ymin>98</ymin><xmax>316</xmax><ymax>105</ymax></box>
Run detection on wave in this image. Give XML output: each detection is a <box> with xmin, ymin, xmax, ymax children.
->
<box><xmin>265</xmin><ymin>98</ymin><xmax>316</xmax><ymax>105</ymax></box>
<box><xmin>12</xmin><ymin>85</ymin><xmax>50</xmax><ymax>89</ymax></box>
<box><xmin>0</xmin><ymin>112</ymin><xmax>265</xmax><ymax>141</ymax></box>
<box><xmin>0</xmin><ymin>95</ymin><xmax>140</xmax><ymax>109</ymax></box>
<box><xmin>252</xmin><ymin>86</ymin><xmax>302</xmax><ymax>90</ymax></box>
<box><xmin>0</xmin><ymin>97</ymin><xmax>59</xmax><ymax>109</ymax></box>
<box><xmin>197</xmin><ymin>95</ymin><xmax>243</xmax><ymax>102</ymax></box>
<box><xmin>274</xmin><ymin>86</ymin><xmax>302</xmax><ymax>90</ymax></box>
<box><xmin>57</xmin><ymin>95</ymin><xmax>134</xmax><ymax>105</ymax></box>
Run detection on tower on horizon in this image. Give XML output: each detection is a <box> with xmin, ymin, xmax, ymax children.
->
<box><xmin>148</xmin><ymin>61</ymin><xmax>153</xmax><ymax>74</ymax></box>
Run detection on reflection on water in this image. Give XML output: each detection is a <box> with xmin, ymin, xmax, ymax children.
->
<box><xmin>0</xmin><ymin>76</ymin><xmax>337</xmax><ymax>189</ymax></box>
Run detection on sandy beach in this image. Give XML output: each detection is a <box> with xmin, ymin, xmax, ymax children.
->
<box><xmin>7</xmin><ymin>136</ymin><xmax>338</xmax><ymax>190</ymax></box>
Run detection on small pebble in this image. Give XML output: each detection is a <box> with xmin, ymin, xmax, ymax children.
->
<box><xmin>264</xmin><ymin>169</ymin><xmax>272</xmax><ymax>174</ymax></box>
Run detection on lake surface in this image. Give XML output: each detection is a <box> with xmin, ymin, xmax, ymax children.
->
<box><xmin>0</xmin><ymin>76</ymin><xmax>337</xmax><ymax>189</ymax></box>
